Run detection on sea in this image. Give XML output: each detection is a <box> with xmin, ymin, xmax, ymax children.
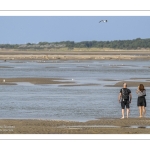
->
<box><xmin>0</xmin><ymin>59</ymin><xmax>150</xmax><ymax>122</ymax></box>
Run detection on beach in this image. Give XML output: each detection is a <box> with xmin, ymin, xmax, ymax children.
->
<box><xmin>0</xmin><ymin>49</ymin><xmax>150</xmax><ymax>134</ymax></box>
<box><xmin>1</xmin><ymin>118</ymin><xmax>150</xmax><ymax>134</ymax></box>
<box><xmin>0</xmin><ymin>49</ymin><xmax>150</xmax><ymax>60</ymax></box>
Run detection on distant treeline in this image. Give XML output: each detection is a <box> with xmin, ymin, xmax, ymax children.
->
<box><xmin>1</xmin><ymin>38</ymin><xmax>150</xmax><ymax>50</ymax></box>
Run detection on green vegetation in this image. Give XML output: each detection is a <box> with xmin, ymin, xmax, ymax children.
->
<box><xmin>1</xmin><ymin>38</ymin><xmax>150</xmax><ymax>50</ymax></box>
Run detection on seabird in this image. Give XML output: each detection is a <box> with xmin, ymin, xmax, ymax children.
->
<box><xmin>99</xmin><ymin>20</ymin><xmax>108</xmax><ymax>23</ymax></box>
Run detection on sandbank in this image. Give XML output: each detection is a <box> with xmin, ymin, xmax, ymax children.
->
<box><xmin>105</xmin><ymin>81</ymin><xmax>150</xmax><ymax>87</ymax></box>
<box><xmin>0</xmin><ymin>49</ymin><xmax>150</xmax><ymax>60</ymax></box>
<box><xmin>0</xmin><ymin>78</ymin><xmax>74</xmax><ymax>85</ymax></box>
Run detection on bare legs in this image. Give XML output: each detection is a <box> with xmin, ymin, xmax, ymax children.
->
<box><xmin>138</xmin><ymin>106</ymin><xmax>142</xmax><ymax>117</ymax></box>
<box><xmin>142</xmin><ymin>107</ymin><xmax>146</xmax><ymax>117</ymax></box>
<box><xmin>121</xmin><ymin>109</ymin><xmax>124</xmax><ymax>119</ymax></box>
<box><xmin>139</xmin><ymin>106</ymin><xmax>145</xmax><ymax>117</ymax></box>
<box><xmin>121</xmin><ymin>108</ymin><xmax>129</xmax><ymax>119</ymax></box>
<box><xmin>127</xmin><ymin>108</ymin><xmax>129</xmax><ymax>118</ymax></box>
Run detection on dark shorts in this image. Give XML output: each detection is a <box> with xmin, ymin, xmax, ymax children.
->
<box><xmin>121</xmin><ymin>100</ymin><xmax>130</xmax><ymax>109</ymax></box>
<box><xmin>144</xmin><ymin>99</ymin><xmax>147</xmax><ymax>107</ymax></box>
<box><xmin>137</xmin><ymin>97</ymin><xmax>146</xmax><ymax>107</ymax></box>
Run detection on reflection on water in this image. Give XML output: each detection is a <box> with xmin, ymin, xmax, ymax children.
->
<box><xmin>0</xmin><ymin>60</ymin><xmax>150</xmax><ymax>121</ymax></box>
<box><xmin>57</xmin><ymin>125</ymin><xmax>150</xmax><ymax>129</ymax></box>
<box><xmin>124</xmin><ymin>126</ymin><xmax>150</xmax><ymax>129</ymax></box>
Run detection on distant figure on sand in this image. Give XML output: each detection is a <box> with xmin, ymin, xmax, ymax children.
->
<box><xmin>136</xmin><ymin>84</ymin><xmax>146</xmax><ymax>118</ymax></box>
<box><xmin>118</xmin><ymin>83</ymin><xmax>132</xmax><ymax>119</ymax></box>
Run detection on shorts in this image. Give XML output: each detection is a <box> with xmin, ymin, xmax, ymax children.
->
<box><xmin>137</xmin><ymin>97</ymin><xmax>146</xmax><ymax>107</ymax></box>
<box><xmin>121</xmin><ymin>100</ymin><xmax>130</xmax><ymax>109</ymax></box>
<box><xmin>144</xmin><ymin>99</ymin><xmax>146</xmax><ymax>107</ymax></box>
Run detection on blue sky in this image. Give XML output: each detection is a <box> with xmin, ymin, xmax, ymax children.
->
<box><xmin>0</xmin><ymin>16</ymin><xmax>150</xmax><ymax>44</ymax></box>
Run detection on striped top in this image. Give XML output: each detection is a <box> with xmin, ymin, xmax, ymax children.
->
<box><xmin>137</xmin><ymin>89</ymin><xmax>146</xmax><ymax>97</ymax></box>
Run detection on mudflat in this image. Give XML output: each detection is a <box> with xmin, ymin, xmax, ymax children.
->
<box><xmin>0</xmin><ymin>118</ymin><xmax>150</xmax><ymax>134</ymax></box>
<box><xmin>0</xmin><ymin>78</ymin><xmax>74</xmax><ymax>85</ymax></box>
<box><xmin>105</xmin><ymin>81</ymin><xmax>150</xmax><ymax>87</ymax></box>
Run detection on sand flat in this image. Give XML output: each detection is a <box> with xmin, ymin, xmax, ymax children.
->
<box><xmin>0</xmin><ymin>118</ymin><xmax>150</xmax><ymax>134</ymax></box>
<box><xmin>105</xmin><ymin>81</ymin><xmax>150</xmax><ymax>87</ymax></box>
<box><xmin>1</xmin><ymin>49</ymin><xmax>150</xmax><ymax>60</ymax></box>
<box><xmin>0</xmin><ymin>77</ymin><xmax>75</xmax><ymax>85</ymax></box>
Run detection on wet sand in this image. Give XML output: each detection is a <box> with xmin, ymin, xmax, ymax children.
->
<box><xmin>0</xmin><ymin>66</ymin><xmax>14</xmax><ymax>68</ymax></box>
<box><xmin>0</xmin><ymin>49</ymin><xmax>150</xmax><ymax>60</ymax></box>
<box><xmin>0</xmin><ymin>78</ymin><xmax>100</xmax><ymax>87</ymax></box>
<box><xmin>0</xmin><ymin>78</ymin><xmax>75</xmax><ymax>85</ymax></box>
<box><xmin>0</xmin><ymin>78</ymin><xmax>98</xmax><ymax>86</ymax></box>
<box><xmin>105</xmin><ymin>81</ymin><xmax>150</xmax><ymax>87</ymax></box>
<box><xmin>1</xmin><ymin>78</ymin><xmax>150</xmax><ymax>87</ymax></box>
<box><xmin>1</xmin><ymin>118</ymin><xmax>150</xmax><ymax>134</ymax></box>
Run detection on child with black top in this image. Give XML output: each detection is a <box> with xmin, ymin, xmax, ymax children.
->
<box><xmin>136</xmin><ymin>84</ymin><xmax>146</xmax><ymax>118</ymax></box>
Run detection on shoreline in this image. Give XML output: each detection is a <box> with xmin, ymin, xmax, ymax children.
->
<box><xmin>0</xmin><ymin>49</ymin><xmax>150</xmax><ymax>60</ymax></box>
<box><xmin>1</xmin><ymin>118</ymin><xmax>150</xmax><ymax>134</ymax></box>
<box><xmin>1</xmin><ymin>78</ymin><xmax>150</xmax><ymax>87</ymax></box>
<box><xmin>1</xmin><ymin>55</ymin><xmax>150</xmax><ymax>61</ymax></box>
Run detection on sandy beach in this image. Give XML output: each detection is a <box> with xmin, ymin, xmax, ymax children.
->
<box><xmin>0</xmin><ymin>49</ymin><xmax>150</xmax><ymax>60</ymax></box>
<box><xmin>0</xmin><ymin>118</ymin><xmax>150</xmax><ymax>134</ymax></box>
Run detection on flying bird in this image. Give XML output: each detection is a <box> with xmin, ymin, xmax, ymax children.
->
<box><xmin>99</xmin><ymin>20</ymin><xmax>108</xmax><ymax>23</ymax></box>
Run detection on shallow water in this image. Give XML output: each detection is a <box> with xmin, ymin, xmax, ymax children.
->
<box><xmin>0</xmin><ymin>60</ymin><xmax>150</xmax><ymax>121</ymax></box>
<box><xmin>57</xmin><ymin>125</ymin><xmax>150</xmax><ymax>129</ymax></box>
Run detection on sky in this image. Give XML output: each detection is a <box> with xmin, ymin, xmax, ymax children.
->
<box><xmin>0</xmin><ymin>16</ymin><xmax>150</xmax><ymax>44</ymax></box>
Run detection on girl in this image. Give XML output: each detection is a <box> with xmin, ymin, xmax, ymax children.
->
<box><xmin>136</xmin><ymin>84</ymin><xmax>146</xmax><ymax>118</ymax></box>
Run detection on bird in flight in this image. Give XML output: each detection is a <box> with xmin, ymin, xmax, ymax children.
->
<box><xmin>99</xmin><ymin>20</ymin><xmax>108</xmax><ymax>23</ymax></box>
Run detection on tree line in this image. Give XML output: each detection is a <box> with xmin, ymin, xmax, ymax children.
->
<box><xmin>0</xmin><ymin>38</ymin><xmax>150</xmax><ymax>50</ymax></box>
